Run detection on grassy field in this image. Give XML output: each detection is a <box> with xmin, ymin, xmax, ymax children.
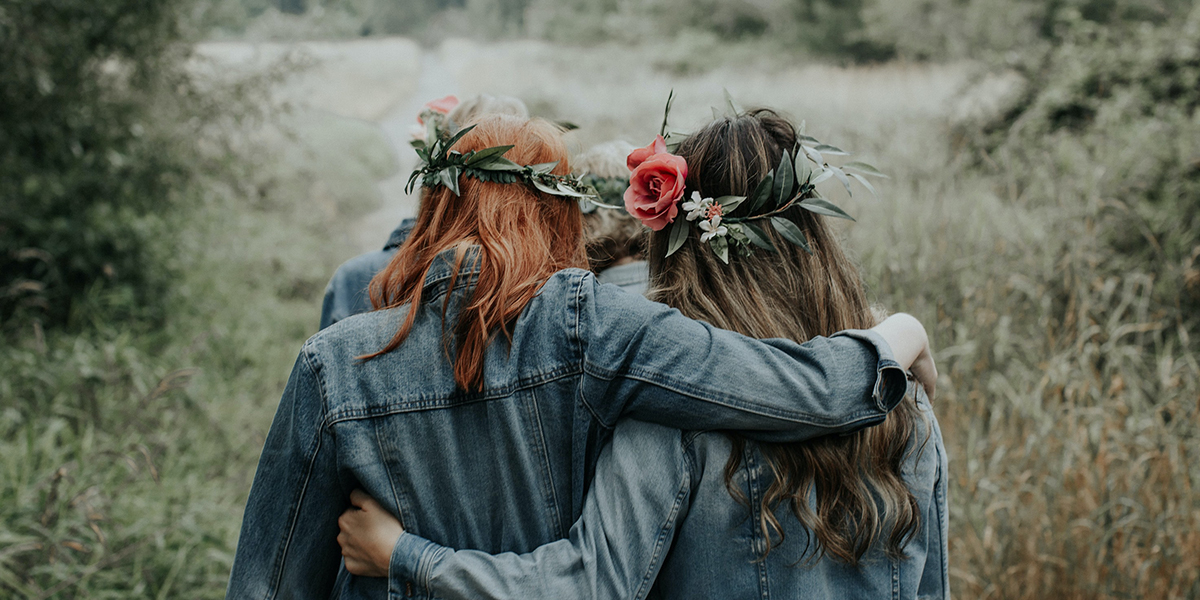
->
<box><xmin>2</xmin><ymin>37</ymin><xmax>1196</xmax><ymax>599</ymax></box>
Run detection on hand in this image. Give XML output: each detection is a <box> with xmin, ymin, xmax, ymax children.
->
<box><xmin>337</xmin><ymin>489</ymin><xmax>405</xmax><ymax>577</ymax></box>
<box><xmin>869</xmin><ymin>313</ymin><xmax>937</xmax><ymax>400</ymax></box>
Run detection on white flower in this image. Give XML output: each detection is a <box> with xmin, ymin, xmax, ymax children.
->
<box><xmin>698</xmin><ymin>216</ymin><xmax>727</xmax><ymax>243</ymax></box>
<box><xmin>682</xmin><ymin>191</ymin><xmax>712</xmax><ymax>221</ymax></box>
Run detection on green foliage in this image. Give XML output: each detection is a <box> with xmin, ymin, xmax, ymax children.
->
<box><xmin>966</xmin><ymin>5</ymin><xmax>1200</xmax><ymax>323</ymax></box>
<box><xmin>0</xmin><ymin>0</ymin><xmax>220</xmax><ymax>330</ymax></box>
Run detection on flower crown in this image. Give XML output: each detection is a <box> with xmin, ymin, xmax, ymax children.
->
<box><xmin>406</xmin><ymin>99</ymin><xmax>599</xmax><ymax>202</ymax></box>
<box><xmin>624</xmin><ymin>91</ymin><xmax>888</xmax><ymax>263</ymax></box>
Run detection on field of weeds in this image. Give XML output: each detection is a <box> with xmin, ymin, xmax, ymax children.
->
<box><xmin>2</xmin><ymin>36</ymin><xmax>1196</xmax><ymax>599</ymax></box>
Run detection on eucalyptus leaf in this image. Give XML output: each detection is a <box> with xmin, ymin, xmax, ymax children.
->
<box><xmin>799</xmin><ymin>197</ymin><xmax>856</xmax><ymax>221</ymax></box>
<box><xmin>711</xmin><ymin>235</ymin><xmax>730</xmax><ymax>264</ymax></box>
<box><xmin>847</xmin><ymin>172</ymin><xmax>879</xmax><ymax>198</ymax></box>
<box><xmin>831</xmin><ymin>166</ymin><xmax>853</xmax><ymax>196</ymax></box>
<box><xmin>842</xmin><ymin>161</ymin><xmax>889</xmax><ymax>178</ymax></box>
<box><xmin>773</xmin><ymin>150</ymin><xmax>794</xmax><ymax>205</ymax></box>
<box><xmin>530</xmin><ymin>161</ymin><xmax>559</xmax><ymax>174</ymax></box>
<box><xmin>797</xmin><ymin>134</ymin><xmax>821</xmax><ymax>145</ymax></box>
<box><xmin>441</xmin><ymin>166</ymin><xmax>461</xmax><ymax>196</ymax></box>
<box><xmin>771</xmin><ymin>217</ymin><xmax>812</xmax><ymax>254</ymax></box>
<box><xmin>747</xmin><ymin>170</ymin><xmax>775</xmax><ymax>213</ymax></box>
<box><xmin>793</xmin><ymin>149</ymin><xmax>813</xmax><ymax>184</ymax></box>
<box><xmin>555</xmin><ymin>181</ymin><xmax>592</xmax><ymax>198</ymax></box>
<box><xmin>465</xmin><ymin>145</ymin><xmax>514</xmax><ymax>165</ymax></box>
<box><xmin>814</xmin><ymin>144</ymin><xmax>849</xmax><ymax>156</ymax></box>
<box><xmin>723</xmin><ymin>88</ymin><xmax>739</xmax><ymax>116</ymax></box>
<box><xmin>531</xmin><ymin>178</ymin><xmax>560</xmax><ymax>196</ymax></box>
<box><xmin>810</xmin><ymin>168</ymin><xmax>834</xmax><ymax>186</ymax></box>
<box><xmin>715</xmin><ymin>195</ymin><xmax>746</xmax><ymax>212</ymax></box>
<box><xmin>665</xmin><ymin>216</ymin><xmax>689</xmax><ymax>257</ymax></box>
<box><xmin>742</xmin><ymin>222</ymin><xmax>776</xmax><ymax>252</ymax></box>
<box><xmin>802</xmin><ymin>145</ymin><xmax>824</xmax><ymax>166</ymax></box>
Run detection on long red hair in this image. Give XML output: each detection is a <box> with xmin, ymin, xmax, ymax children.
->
<box><xmin>364</xmin><ymin>115</ymin><xmax>588</xmax><ymax>391</ymax></box>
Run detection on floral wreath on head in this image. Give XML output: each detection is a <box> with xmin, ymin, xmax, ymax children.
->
<box><xmin>624</xmin><ymin>91</ymin><xmax>888</xmax><ymax>263</ymax></box>
<box><xmin>405</xmin><ymin>95</ymin><xmax>600</xmax><ymax>202</ymax></box>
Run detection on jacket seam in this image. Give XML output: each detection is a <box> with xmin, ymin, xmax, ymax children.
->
<box><xmin>323</xmin><ymin>366</ymin><xmax>583</xmax><ymax>425</ymax></box>
<box><xmin>265</xmin><ymin>350</ymin><xmax>329</xmax><ymax>600</ymax></box>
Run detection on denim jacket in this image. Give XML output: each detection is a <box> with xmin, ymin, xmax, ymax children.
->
<box><xmin>319</xmin><ymin>220</ymin><xmax>414</xmax><ymax>330</ymax></box>
<box><xmin>226</xmin><ymin>248</ymin><xmax>907</xmax><ymax>600</ymax></box>
<box><xmin>390</xmin><ymin>385</ymin><xmax>949</xmax><ymax>599</ymax></box>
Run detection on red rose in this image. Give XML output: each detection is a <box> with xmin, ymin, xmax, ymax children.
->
<box><xmin>624</xmin><ymin>152</ymin><xmax>688</xmax><ymax>231</ymax></box>
<box><xmin>626</xmin><ymin>135</ymin><xmax>667</xmax><ymax>171</ymax></box>
<box><xmin>417</xmin><ymin>95</ymin><xmax>459</xmax><ymax>124</ymax></box>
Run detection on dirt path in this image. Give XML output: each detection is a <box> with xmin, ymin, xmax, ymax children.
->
<box><xmin>354</xmin><ymin>49</ymin><xmax>459</xmax><ymax>252</ymax></box>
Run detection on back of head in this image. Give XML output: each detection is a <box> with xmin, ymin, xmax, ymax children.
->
<box><xmin>575</xmin><ymin>140</ymin><xmax>645</xmax><ymax>272</ymax></box>
<box><xmin>647</xmin><ymin>109</ymin><xmax>921</xmax><ymax>564</ymax></box>
<box><xmin>449</xmin><ymin>94</ymin><xmax>529</xmax><ymax>127</ymax></box>
<box><xmin>368</xmin><ymin>114</ymin><xmax>587</xmax><ymax>391</ymax></box>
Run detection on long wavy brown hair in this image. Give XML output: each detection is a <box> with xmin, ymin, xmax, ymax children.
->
<box><xmin>648</xmin><ymin>109</ymin><xmax>923</xmax><ymax>564</ymax></box>
<box><xmin>364</xmin><ymin>115</ymin><xmax>588</xmax><ymax>391</ymax></box>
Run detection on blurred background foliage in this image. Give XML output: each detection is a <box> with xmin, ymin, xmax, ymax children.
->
<box><xmin>2</xmin><ymin>0</ymin><xmax>1198</xmax><ymax>597</ymax></box>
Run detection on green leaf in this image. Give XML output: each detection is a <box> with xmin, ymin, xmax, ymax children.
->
<box><xmin>555</xmin><ymin>120</ymin><xmax>579</xmax><ymax>131</ymax></box>
<box><xmin>465</xmin><ymin>145</ymin><xmax>514</xmax><ymax>165</ymax></box>
<box><xmin>441</xmin><ymin>166</ymin><xmax>461</xmax><ymax>196</ymax></box>
<box><xmin>710</xmin><ymin>235</ymin><xmax>729</xmax><ymax>264</ymax></box>
<box><xmin>712</xmin><ymin>106</ymin><xmax>722</xmax><ymax>120</ymax></box>
<box><xmin>715</xmin><ymin>195</ymin><xmax>746</xmax><ymax>212</ymax></box>
<box><xmin>555</xmin><ymin>181</ymin><xmax>593</xmax><ymax>198</ymax></box>
<box><xmin>814</xmin><ymin>143</ymin><xmax>849</xmax><ymax>156</ymax></box>
<box><xmin>773</xmin><ymin>149</ymin><xmax>794</xmax><ymax>205</ymax></box>
<box><xmin>793</xmin><ymin>149</ymin><xmax>813</xmax><ymax>184</ymax></box>
<box><xmin>444</xmin><ymin>124</ymin><xmax>476</xmax><ymax>152</ymax></box>
<box><xmin>409</xmin><ymin>138</ymin><xmax>426</xmax><ymax>150</ymax></box>
<box><xmin>742</xmin><ymin>222</ymin><xmax>776</xmax><ymax>252</ymax></box>
<box><xmin>531</xmin><ymin>178</ymin><xmax>560</xmax><ymax>196</ymax></box>
<box><xmin>475</xmin><ymin>157</ymin><xmax>523</xmax><ymax>171</ymax></box>
<box><xmin>830</xmin><ymin>166</ymin><xmax>853</xmax><ymax>196</ymax></box>
<box><xmin>798</xmin><ymin>120</ymin><xmax>807</xmax><ymax>135</ymax></box>
<box><xmin>797</xmin><ymin>134</ymin><xmax>821</xmax><ymax>145</ymax></box>
<box><xmin>659</xmin><ymin>89</ymin><xmax>675</xmax><ymax>137</ymax></box>
<box><xmin>799</xmin><ymin>197</ymin><xmax>856</xmax><ymax>221</ymax></box>
<box><xmin>665</xmin><ymin>216</ymin><xmax>689</xmax><ymax>257</ymax></box>
<box><xmin>747</xmin><ymin>169</ymin><xmax>775</xmax><ymax>213</ymax></box>
<box><xmin>810</xmin><ymin>168</ymin><xmax>834</xmax><ymax>186</ymax></box>
<box><xmin>771</xmin><ymin>217</ymin><xmax>812</xmax><ymax>254</ymax></box>
<box><xmin>723</xmin><ymin>88</ymin><xmax>739</xmax><ymax>116</ymax></box>
<box><xmin>801</xmin><ymin>144</ymin><xmax>824</xmax><ymax>166</ymax></box>
<box><xmin>530</xmin><ymin>161</ymin><xmax>559</xmax><ymax>174</ymax></box>
<box><xmin>847</xmin><ymin>172</ymin><xmax>879</xmax><ymax>198</ymax></box>
<box><xmin>842</xmin><ymin>161</ymin><xmax>889</xmax><ymax>178</ymax></box>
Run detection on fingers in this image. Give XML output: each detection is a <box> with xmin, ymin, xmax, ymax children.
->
<box><xmin>349</xmin><ymin>488</ymin><xmax>371</xmax><ymax>509</ymax></box>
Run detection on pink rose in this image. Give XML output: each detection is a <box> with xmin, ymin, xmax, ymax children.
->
<box><xmin>624</xmin><ymin>152</ymin><xmax>688</xmax><ymax>231</ymax></box>
<box><xmin>417</xmin><ymin>95</ymin><xmax>459</xmax><ymax>123</ymax></box>
<box><xmin>627</xmin><ymin>135</ymin><xmax>667</xmax><ymax>171</ymax></box>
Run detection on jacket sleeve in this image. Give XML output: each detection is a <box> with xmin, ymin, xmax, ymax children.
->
<box><xmin>913</xmin><ymin>389</ymin><xmax>951</xmax><ymax>599</ymax></box>
<box><xmin>386</xmin><ymin>421</ymin><xmax>692</xmax><ymax>600</ymax></box>
<box><xmin>225</xmin><ymin>347</ymin><xmax>346</xmax><ymax>599</ymax></box>
<box><xmin>578</xmin><ymin>274</ymin><xmax>907</xmax><ymax>441</ymax></box>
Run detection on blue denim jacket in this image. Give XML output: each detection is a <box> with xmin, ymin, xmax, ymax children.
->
<box><xmin>319</xmin><ymin>222</ymin><xmax>650</xmax><ymax>330</ymax></box>
<box><xmin>319</xmin><ymin>220</ymin><xmax>413</xmax><ymax>330</ymax></box>
<box><xmin>226</xmin><ymin>248</ymin><xmax>907</xmax><ymax>600</ymax></box>
<box><xmin>390</xmin><ymin>385</ymin><xmax>949</xmax><ymax>599</ymax></box>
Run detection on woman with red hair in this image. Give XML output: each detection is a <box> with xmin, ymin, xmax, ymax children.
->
<box><xmin>225</xmin><ymin>114</ymin><xmax>935</xmax><ymax>599</ymax></box>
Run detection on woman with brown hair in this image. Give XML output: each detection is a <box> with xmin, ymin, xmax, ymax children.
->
<box><xmin>335</xmin><ymin>109</ymin><xmax>948</xmax><ymax>599</ymax></box>
<box><xmin>226</xmin><ymin>113</ymin><xmax>937</xmax><ymax>599</ymax></box>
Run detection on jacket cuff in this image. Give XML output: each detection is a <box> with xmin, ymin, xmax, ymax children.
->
<box><xmin>389</xmin><ymin>531</ymin><xmax>447</xmax><ymax>599</ymax></box>
<box><xmin>831</xmin><ymin>328</ymin><xmax>908</xmax><ymax>413</ymax></box>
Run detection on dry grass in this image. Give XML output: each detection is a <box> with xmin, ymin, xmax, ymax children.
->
<box><xmin>432</xmin><ymin>38</ymin><xmax>1200</xmax><ymax>599</ymax></box>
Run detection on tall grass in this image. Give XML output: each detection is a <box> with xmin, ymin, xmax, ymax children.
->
<box><xmin>0</xmin><ymin>109</ymin><xmax>395</xmax><ymax>598</ymax></box>
<box><xmin>437</xmin><ymin>38</ymin><xmax>1200</xmax><ymax>598</ymax></box>
<box><xmin>2</xmin><ymin>37</ymin><xmax>1196</xmax><ymax>598</ymax></box>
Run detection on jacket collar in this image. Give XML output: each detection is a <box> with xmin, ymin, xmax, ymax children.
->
<box><xmin>422</xmin><ymin>245</ymin><xmax>483</xmax><ymax>296</ymax></box>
